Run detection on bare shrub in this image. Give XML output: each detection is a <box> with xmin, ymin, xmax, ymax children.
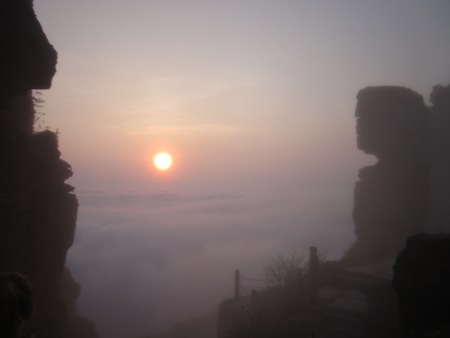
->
<box><xmin>265</xmin><ymin>253</ymin><xmax>306</xmax><ymax>288</ymax></box>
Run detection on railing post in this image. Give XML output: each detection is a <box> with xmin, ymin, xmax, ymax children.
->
<box><xmin>310</xmin><ymin>246</ymin><xmax>318</xmax><ymax>303</ymax></box>
<box><xmin>234</xmin><ymin>269</ymin><xmax>240</xmax><ymax>300</ymax></box>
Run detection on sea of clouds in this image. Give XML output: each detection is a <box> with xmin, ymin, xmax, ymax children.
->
<box><xmin>66</xmin><ymin>180</ymin><xmax>355</xmax><ymax>338</ymax></box>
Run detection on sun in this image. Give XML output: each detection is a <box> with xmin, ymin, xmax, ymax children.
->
<box><xmin>153</xmin><ymin>151</ymin><xmax>173</xmax><ymax>171</ymax></box>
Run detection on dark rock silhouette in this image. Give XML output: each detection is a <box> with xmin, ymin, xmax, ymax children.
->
<box><xmin>347</xmin><ymin>86</ymin><xmax>429</xmax><ymax>261</ymax></box>
<box><xmin>346</xmin><ymin>84</ymin><xmax>450</xmax><ymax>336</ymax></box>
<box><xmin>0</xmin><ymin>0</ymin><xmax>56</xmax><ymax>94</ymax></box>
<box><xmin>0</xmin><ymin>1</ymin><xmax>98</xmax><ymax>337</ymax></box>
<box><xmin>347</xmin><ymin>84</ymin><xmax>450</xmax><ymax>261</ymax></box>
<box><xmin>427</xmin><ymin>84</ymin><xmax>450</xmax><ymax>232</ymax></box>
<box><xmin>0</xmin><ymin>272</ymin><xmax>33</xmax><ymax>337</ymax></box>
<box><xmin>393</xmin><ymin>234</ymin><xmax>450</xmax><ymax>337</ymax></box>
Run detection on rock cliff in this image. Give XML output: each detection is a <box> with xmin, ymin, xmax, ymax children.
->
<box><xmin>0</xmin><ymin>1</ymin><xmax>97</xmax><ymax>337</ymax></box>
<box><xmin>346</xmin><ymin>85</ymin><xmax>450</xmax><ymax>261</ymax></box>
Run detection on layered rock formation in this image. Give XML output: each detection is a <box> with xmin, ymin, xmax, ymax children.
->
<box><xmin>346</xmin><ymin>84</ymin><xmax>450</xmax><ymax>261</ymax></box>
<box><xmin>0</xmin><ymin>1</ymin><xmax>97</xmax><ymax>337</ymax></box>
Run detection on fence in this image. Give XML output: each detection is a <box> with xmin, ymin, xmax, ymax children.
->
<box><xmin>233</xmin><ymin>246</ymin><xmax>319</xmax><ymax>302</ymax></box>
<box><xmin>234</xmin><ymin>269</ymin><xmax>268</xmax><ymax>300</ymax></box>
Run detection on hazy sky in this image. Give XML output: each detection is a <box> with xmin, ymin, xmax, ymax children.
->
<box><xmin>32</xmin><ymin>1</ymin><xmax>450</xmax><ymax>337</ymax></box>
<box><xmin>34</xmin><ymin>0</ymin><xmax>450</xmax><ymax>186</ymax></box>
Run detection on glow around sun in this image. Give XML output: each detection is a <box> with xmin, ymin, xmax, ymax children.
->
<box><xmin>153</xmin><ymin>151</ymin><xmax>173</xmax><ymax>171</ymax></box>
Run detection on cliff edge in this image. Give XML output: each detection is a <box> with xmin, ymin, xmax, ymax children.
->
<box><xmin>0</xmin><ymin>1</ymin><xmax>98</xmax><ymax>337</ymax></box>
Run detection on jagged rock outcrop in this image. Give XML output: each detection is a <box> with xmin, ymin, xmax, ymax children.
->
<box><xmin>0</xmin><ymin>0</ymin><xmax>57</xmax><ymax>94</ymax></box>
<box><xmin>393</xmin><ymin>234</ymin><xmax>450</xmax><ymax>337</ymax></box>
<box><xmin>0</xmin><ymin>1</ymin><xmax>98</xmax><ymax>337</ymax></box>
<box><xmin>347</xmin><ymin>86</ymin><xmax>428</xmax><ymax>260</ymax></box>
<box><xmin>346</xmin><ymin>84</ymin><xmax>450</xmax><ymax>262</ymax></box>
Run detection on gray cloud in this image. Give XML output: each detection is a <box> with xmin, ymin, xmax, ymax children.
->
<box><xmin>66</xmin><ymin>182</ymin><xmax>355</xmax><ymax>338</ymax></box>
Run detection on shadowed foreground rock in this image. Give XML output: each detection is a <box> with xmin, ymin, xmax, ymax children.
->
<box><xmin>393</xmin><ymin>234</ymin><xmax>450</xmax><ymax>337</ymax></box>
<box><xmin>0</xmin><ymin>1</ymin><xmax>97</xmax><ymax>337</ymax></box>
